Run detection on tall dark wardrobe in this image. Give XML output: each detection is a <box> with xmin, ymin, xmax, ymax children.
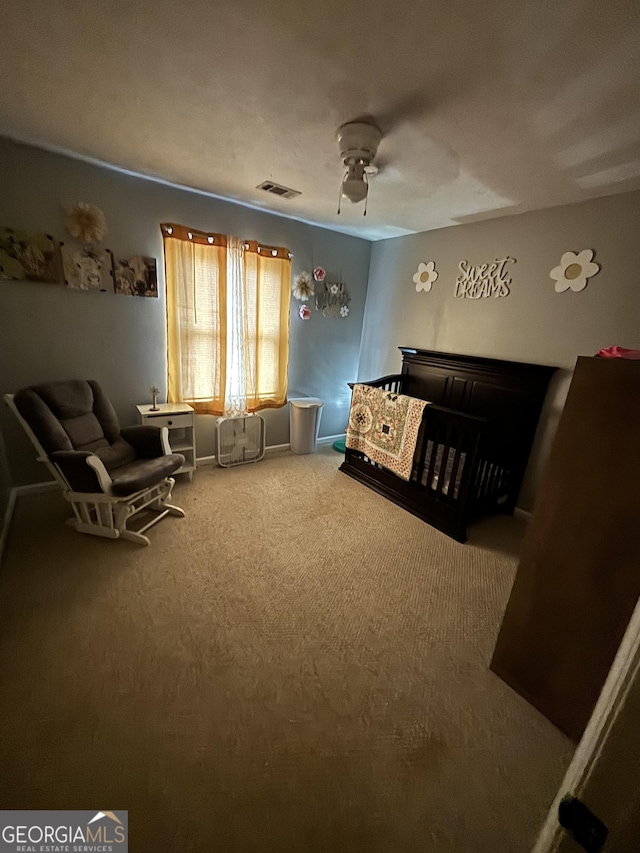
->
<box><xmin>491</xmin><ymin>355</ymin><xmax>640</xmax><ymax>741</ymax></box>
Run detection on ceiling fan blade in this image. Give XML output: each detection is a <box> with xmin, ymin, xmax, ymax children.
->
<box><xmin>374</xmin><ymin>92</ymin><xmax>432</xmax><ymax>134</ymax></box>
<box><xmin>371</xmin><ymin>155</ymin><xmax>391</xmax><ymax>173</ymax></box>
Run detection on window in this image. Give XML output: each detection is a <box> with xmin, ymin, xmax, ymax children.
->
<box><xmin>162</xmin><ymin>224</ymin><xmax>291</xmax><ymax>415</ymax></box>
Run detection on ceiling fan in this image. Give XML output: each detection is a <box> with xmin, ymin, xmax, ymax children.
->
<box><xmin>334</xmin><ymin>95</ymin><xmax>458</xmax><ymax>216</ymax></box>
<box><xmin>336</xmin><ymin>120</ymin><xmax>382</xmax><ymax>216</ymax></box>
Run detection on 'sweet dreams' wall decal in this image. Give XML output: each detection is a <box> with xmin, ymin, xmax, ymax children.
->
<box><xmin>455</xmin><ymin>256</ymin><xmax>515</xmax><ymax>299</ymax></box>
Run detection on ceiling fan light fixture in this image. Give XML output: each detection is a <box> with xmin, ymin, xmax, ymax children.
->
<box><xmin>336</xmin><ymin>120</ymin><xmax>381</xmax><ymax>215</ymax></box>
<box><xmin>341</xmin><ymin>162</ymin><xmax>368</xmax><ymax>204</ymax></box>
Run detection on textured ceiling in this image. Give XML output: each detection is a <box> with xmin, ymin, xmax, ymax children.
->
<box><xmin>2</xmin><ymin>0</ymin><xmax>640</xmax><ymax>239</ymax></box>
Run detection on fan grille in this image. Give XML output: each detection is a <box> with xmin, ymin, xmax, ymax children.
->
<box><xmin>217</xmin><ymin>415</ymin><xmax>266</xmax><ymax>467</ymax></box>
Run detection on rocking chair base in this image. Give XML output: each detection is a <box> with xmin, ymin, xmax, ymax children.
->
<box><xmin>64</xmin><ymin>478</ymin><xmax>185</xmax><ymax>546</ymax></box>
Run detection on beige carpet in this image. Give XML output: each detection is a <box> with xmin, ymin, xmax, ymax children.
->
<box><xmin>0</xmin><ymin>447</ymin><xmax>573</xmax><ymax>851</ymax></box>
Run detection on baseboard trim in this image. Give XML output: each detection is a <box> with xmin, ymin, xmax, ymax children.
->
<box><xmin>317</xmin><ymin>434</ymin><xmax>345</xmax><ymax>445</ymax></box>
<box><xmin>195</xmin><ymin>455</ymin><xmax>217</xmax><ymax>467</ymax></box>
<box><xmin>0</xmin><ymin>488</ymin><xmax>17</xmax><ymax>563</ymax></box>
<box><xmin>514</xmin><ymin>507</ymin><xmax>532</xmax><ymax>521</ymax></box>
<box><xmin>14</xmin><ymin>480</ymin><xmax>60</xmax><ymax>496</ymax></box>
<box><xmin>197</xmin><ymin>436</ymin><xmax>343</xmax><ymax>466</ymax></box>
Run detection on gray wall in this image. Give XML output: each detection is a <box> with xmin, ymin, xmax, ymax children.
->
<box><xmin>358</xmin><ymin>191</ymin><xmax>640</xmax><ymax>511</ymax></box>
<box><xmin>0</xmin><ymin>138</ymin><xmax>371</xmax><ymax>486</ymax></box>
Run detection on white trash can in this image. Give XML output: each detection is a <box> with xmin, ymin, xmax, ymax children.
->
<box><xmin>289</xmin><ymin>397</ymin><xmax>324</xmax><ymax>454</ymax></box>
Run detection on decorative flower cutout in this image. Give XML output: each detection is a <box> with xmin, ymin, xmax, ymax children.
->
<box><xmin>298</xmin><ymin>303</ymin><xmax>311</xmax><ymax>320</ymax></box>
<box><xmin>293</xmin><ymin>271</ymin><xmax>314</xmax><ymax>301</ymax></box>
<box><xmin>349</xmin><ymin>403</ymin><xmax>373</xmax><ymax>434</ymax></box>
<box><xmin>329</xmin><ymin>283</ymin><xmax>340</xmax><ymax>295</ymax></box>
<box><xmin>313</xmin><ymin>266</ymin><xmax>326</xmax><ymax>282</ymax></box>
<box><xmin>550</xmin><ymin>250</ymin><xmax>599</xmax><ymax>293</ymax></box>
<box><xmin>413</xmin><ymin>261</ymin><xmax>438</xmax><ymax>292</ymax></box>
<box><xmin>64</xmin><ymin>202</ymin><xmax>107</xmax><ymax>245</ymax></box>
<box><xmin>340</xmin><ymin>305</ymin><xmax>349</xmax><ymax>317</ymax></box>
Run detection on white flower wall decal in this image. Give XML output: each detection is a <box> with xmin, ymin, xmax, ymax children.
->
<box><xmin>413</xmin><ymin>261</ymin><xmax>438</xmax><ymax>292</ymax></box>
<box><xmin>292</xmin><ymin>271</ymin><xmax>314</xmax><ymax>301</ymax></box>
<box><xmin>550</xmin><ymin>250</ymin><xmax>599</xmax><ymax>293</ymax></box>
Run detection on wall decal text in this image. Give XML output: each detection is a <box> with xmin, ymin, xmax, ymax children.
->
<box><xmin>455</xmin><ymin>256</ymin><xmax>515</xmax><ymax>299</ymax></box>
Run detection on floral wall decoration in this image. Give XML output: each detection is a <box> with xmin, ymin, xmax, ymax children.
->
<box><xmin>298</xmin><ymin>303</ymin><xmax>311</xmax><ymax>320</ymax></box>
<box><xmin>63</xmin><ymin>202</ymin><xmax>107</xmax><ymax>245</ymax></box>
<box><xmin>0</xmin><ymin>227</ymin><xmax>59</xmax><ymax>282</ymax></box>
<box><xmin>550</xmin><ymin>250</ymin><xmax>599</xmax><ymax>293</ymax></box>
<box><xmin>61</xmin><ymin>245</ymin><xmax>113</xmax><ymax>291</ymax></box>
<box><xmin>315</xmin><ymin>280</ymin><xmax>351</xmax><ymax>318</ymax></box>
<box><xmin>455</xmin><ymin>256</ymin><xmax>515</xmax><ymax>299</ymax></box>
<box><xmin>114</xmin><ymin>256</ymin><xmax>158</xmax><ymax>297</ymax></box>
<box><xmin>413</xmin><ymin>261</ymin><xmax>438</xmax><ymax>292</ymax></box>
<box><xmin>293</xmin><ymin>271</ymin><xmax>314</xmax><ymax>301</ymax></box>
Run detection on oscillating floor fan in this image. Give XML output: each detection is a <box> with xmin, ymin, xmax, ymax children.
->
<box><xmin>216</xmin><ymin>414</ymin><xmax>266</xmax><ymax>467</ymax></box>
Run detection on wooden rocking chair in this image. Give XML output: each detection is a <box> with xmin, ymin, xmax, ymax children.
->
<box><xmin>5</xmin><ymin>379</ymin><xmax>186</xmax><ymax>546</ymax></box>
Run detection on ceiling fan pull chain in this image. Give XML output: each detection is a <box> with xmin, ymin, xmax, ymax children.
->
<box><xmin>337</xmin><ymin>173</ymin><xmax>346</xmax><ymax>215</ymax></box>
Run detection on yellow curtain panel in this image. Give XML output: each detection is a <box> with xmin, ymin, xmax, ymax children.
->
<box><xmin>162</xmin><ymin>224</ymin><xmax>291</xmax><ymax>415</ymax></box>
<box><xmin>242</xmin><ymin>243</ymin><xmax>291</xmax><ymax>411</ymax></box>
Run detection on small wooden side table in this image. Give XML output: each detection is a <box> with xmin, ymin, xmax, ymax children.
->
<box><xmin>136</xmin><ymin>402</ymin><xmax>196</xmax><ymax>482</ymax></box>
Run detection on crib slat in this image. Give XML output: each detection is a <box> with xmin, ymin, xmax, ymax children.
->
<box><xmin>474</xmin><ymin>459</ymin><xmax>481</xmax><ymax>489</ymax></box>
<box><xmin>479</xmin><ymin>460</ymin><xmax>489</xmax><ymax>497</ymax></box>
<box><xmin>491</xmin><ymin>463</ymin><xmax>500</xmax><ymax>496</ymax></box>
<box><xmin>438</xmin><ymin>427</ymin><xmax>453</xmax><ymax>498</ymax></box>
<box><xmin>425</xmin><ymin>429</ymin><xmax>440</xmax><ymax>493</ymax></box>
<box><xmin>415</xmin><ymin>431</ymin><xmax>428</xmax><ymax>487</ymax></box>
<box><xmin>479</xmin><ymin>462</ymin><xmax>488</xmax><ymax>497</ymax></box>
<box><xmin>447</xmin><ymin>438</ymin><xmax>464</xmax><ymax>504</ymax></box>
<box><xmin>486</xmin><ymin>463</ymin><xmax>495</xmax><ymax>497</ymax></box>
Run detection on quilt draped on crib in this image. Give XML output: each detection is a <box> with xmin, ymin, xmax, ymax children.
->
<box><xmin>346</xmin><ymin>384</ymin><xmax>428</xmax><ymax>481</ymax></box>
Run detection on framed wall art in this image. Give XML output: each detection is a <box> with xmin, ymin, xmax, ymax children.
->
<box><xmin>0</xmin><ymin>227</ymin><xmax>59</xmax><ymax>282</ymax></box>
<box><xmin>114</xmin><ymin>256</ymin><xmax>158</xmax><ymax>297</ymax></box>
<box><xmin>61</xmin><ymin>244</ymin><xmax>114</xmax><ymax>292</ymax></box>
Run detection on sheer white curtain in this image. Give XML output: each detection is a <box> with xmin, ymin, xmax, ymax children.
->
<box><xmin>224</xmin><ymin>236</ymin><xmax>248</xmax><ymax>416</ymax></box>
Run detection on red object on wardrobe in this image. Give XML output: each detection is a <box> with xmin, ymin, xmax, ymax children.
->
<box><xmin>596</xmin><ymin>346</ymin><xmax>640</xmax><ymax>359</ymax></box>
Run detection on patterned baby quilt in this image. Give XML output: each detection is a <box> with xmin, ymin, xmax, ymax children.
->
<box><xmin>346</xmin><ymin>384</ymin><xmax>429</xmax><ymax>481</ymax></box>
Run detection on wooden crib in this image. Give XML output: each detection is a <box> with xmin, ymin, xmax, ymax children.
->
<box><xmin>340</xmin><ymin>348</ymin><xmax>557</xmax><ymax>542</ymax></box>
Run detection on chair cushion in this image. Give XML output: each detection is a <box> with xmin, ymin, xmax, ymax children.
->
<box><xmin>36</xmin><ymin>379</ymin><xmax>95</xmax><ymax>420</ymax></box>
<box><xmin>109</xmin><ymin>453</ymin><xmax>185</xmax><ymax>497</ymax></box>
<box><xmin>14</xmin><ymin>387</ymin><xmax>74</xmax><ymax>453</ymax></box>
<box><xmin>14</xmin><ymin>379</ymin><xmax>122</xmax><ymax>453</ymax></box>
<box><xmin>61</xmin><ymin>412</ymin><xmax>109</xmax><ymax>450</ymax></box>
<box><xmin>93</xmin><ymin>438</ymin><xmax>137</xmax><ymax>471</ymax></box>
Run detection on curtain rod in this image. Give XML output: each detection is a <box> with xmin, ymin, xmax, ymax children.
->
<box><xmin>160</xmin><ymin>223</ymin><xmax>293</xmax><ymax>258</ymax></box>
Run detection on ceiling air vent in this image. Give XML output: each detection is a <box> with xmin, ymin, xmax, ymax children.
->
<box><xmin>256</xmin><ymin>181</ymin><xmax>301</xmax><ymax>199</ymax></box>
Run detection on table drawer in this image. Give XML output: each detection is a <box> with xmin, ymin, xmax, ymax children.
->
<box><xmin>144</xmin><ymin>413</ymin><xmax>192</xmax><ymax>429</ymax></box>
